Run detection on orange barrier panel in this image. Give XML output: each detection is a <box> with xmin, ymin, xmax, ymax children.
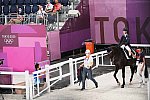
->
<box><xmin>85</xmin><ymin>41</ymin><xmax>94</xmax><ymax>54</ymax></box>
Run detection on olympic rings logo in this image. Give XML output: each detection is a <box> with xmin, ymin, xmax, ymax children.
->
<box><xmin>3</xmin><ymin>39</ymin><xmax>14</xmax><ymax>44</ymax></box>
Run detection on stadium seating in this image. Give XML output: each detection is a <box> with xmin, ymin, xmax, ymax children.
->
<box><xmin>24</xmin><ymin>0</ymin><xmax>31</xmax><ymax>4</ymax></box>
<box><xmin>0</xmin><ymin>6</ymin><xmax>2</xmax><ymax>15</ymax></box>
<box><xmin>17</xmin><ymin>0</ymin><xmax>24</xmax><ymax>5</ymax></box>
<box><xmin>32</xmin><ymin>4</ymin><xmax>39</xmax><ymax>13</ymax></box>
<box><xmin>25</xmin><ymin>4</ymin><xmax>31</xmax><ymax>14</ymax></box>
<box><xmin>0</xmin><ymin>0</ymin><xmax>3</xmax><ymax>6</ymax></box>
<box><xmin>39</xmin><ymin>0</ymin><xmax>47</xmax><ymax>5</ymax></box>
<box><xmin>50</xmin><ymin>0</ymin><xmax>55</xmax><ymax>5</ymax></box>
<box><xmin>3</xmin><ymin>0</ymin><xmax>9</xmax><ymax>5</ymax></box>
<box><xmin>61</xmin><ymin>0</ymin><xmax>70</xmax><ymax>6</ymax></box>
<box><xmin>3</xmin><ymin>5</ymin><xmax>9</xmax><ymax>15</ymax></box>
<box><xmin>32</xmin><ymin>0</ymin><xmax>39</xmax><ymax>5</ymax></box>
<box><xmin>10</xmin><ymin>5</ymin><xmax>17</xmax><ymax>13</ymax></box>
<box><xmin>10</xmin><ymin>0</ymin><xmax>17</xmax><ymax>5</ymax></box>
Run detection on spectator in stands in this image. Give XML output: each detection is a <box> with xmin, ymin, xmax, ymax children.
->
<box><xmin>37</xmin><ymin>5</ymin><xmax>46</xmax><ymax>24</ymax></box>
<box><xmin>8</xmin><ymin>8</ymin><xmax>24</xmax><ymax>24</ymax></box>
<box><xmin>45</xmin><ymin>1</ymin><xmax>54</xmax><ymax>13</ymax></box>
<box><xmin>53</xmin><ymin>0</ymin><xmax>62</xmax><ymax>13</ymax></box>
<box><xmin>45</xmin><ymin>1</ymin><xmax>56</xmax><ymax>30</ymax></box>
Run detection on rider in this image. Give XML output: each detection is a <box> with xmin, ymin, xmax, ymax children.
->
<box><xmin>119</xmin><ymin>27</ymin><xmax>134</xmax><ymax>58</ymax></box>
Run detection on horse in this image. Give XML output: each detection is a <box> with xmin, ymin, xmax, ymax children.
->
<box><xmin>107</xmin><ymin>45</ymin><xmax>137</xmax><ymax>88</ymax></box>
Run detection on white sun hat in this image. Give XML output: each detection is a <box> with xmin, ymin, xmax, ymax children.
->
<box><xmin>85</xmin><ymin>49</ymin><xmax>91</xmax><ymax>54</ymax></box>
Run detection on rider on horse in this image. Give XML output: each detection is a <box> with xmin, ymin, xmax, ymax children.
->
<box><xmin>119</xmin><ymin>27</ymin><xmax>135</xmax><ymax>59</ymax></box>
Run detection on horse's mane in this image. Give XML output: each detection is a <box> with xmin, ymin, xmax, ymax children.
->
<box><xmin>110</xmin><ymin>46</ymin><xmax>127</xmax><ymax>63</ymax></box>
<box><xmin>111</xmin><ymin>46</ymin><xmax>123</xmax><ymax>56</ymax></box>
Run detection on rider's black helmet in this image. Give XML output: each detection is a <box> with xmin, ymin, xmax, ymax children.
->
<box><xmin>123</xmin><ymin>27</ymin><xmax>128</xmax><ymax>32</ymax></box>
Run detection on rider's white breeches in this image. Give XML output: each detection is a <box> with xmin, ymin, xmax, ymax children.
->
<box><xmin>120</xmin><ymin>45</ymin><xmax>131</xmax><ymax>56</ymax></box>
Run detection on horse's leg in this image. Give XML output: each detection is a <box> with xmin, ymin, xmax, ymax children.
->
<box><xmin>121</xmin><ymin>67</ymin><xmax>125</xmax><ymax>88</ymax></box>
<box><xmin>114</xmin><ymin>68</ymin><xmax>120</xmax><ymax>85</ymax></box>
<box><xmin>129</xmin><ymin>65</ymin><xmax>135</xmax><ymax>84</ymax></box>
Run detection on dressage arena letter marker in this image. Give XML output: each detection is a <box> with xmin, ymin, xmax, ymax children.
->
<box><xmin>95</xmin><ymin>17</ymin><xmax>150</xmax><ymax>43</ymax></box>
<box><xmin>113</xmin><ymin>17</ymin><xmax>129</xmax><ymax>42</ymax></box>
<box><xmin>95</xmin><ymin>17</ymin><xmax>109</xmax><ymax>44</ymax></box>
<box><xmin>136</xmin><ymin>17</ymin><xmax>150</xmax><ymax>43</ymax></box>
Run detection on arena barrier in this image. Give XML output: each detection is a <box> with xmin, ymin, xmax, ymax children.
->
<box><xmin>1</xmin><ymin>44</ymin><xmax>149</xmax><ymax>99</ymax></box>
<box><xmin>30</xmin><ymin>50</ymin><xmax>112</xmax><ymax>98</ymax></box>
<box><xmin>0</xmin><ymin>71</ymin><xmax>30</xmax><ymax>100</ymax></box>
<box><xmin>30</xmin><ymin>44</ymin><xmax>150</xmax><ymax>99</ymax></box>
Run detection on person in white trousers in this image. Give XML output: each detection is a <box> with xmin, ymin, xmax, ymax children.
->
<box><xmin>136</xmin><ymin>48</ymin><xmax>145</xmax><ymax>87</ymax></box>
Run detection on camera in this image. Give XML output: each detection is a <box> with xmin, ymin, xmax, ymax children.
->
<box><xmin>67</xmin><ymin>10</ymin><xmax>80</xmax><ymax>18</ymax></box>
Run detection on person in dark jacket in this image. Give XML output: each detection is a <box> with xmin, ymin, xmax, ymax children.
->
<box><xmin>119</xmin><ymin>28</ymin><xmax>134</xmax><ymax>58</ymax></box>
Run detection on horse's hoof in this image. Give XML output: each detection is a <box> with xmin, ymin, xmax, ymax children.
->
<box><xmin>121</xmin><ymin>85</ymin><xmax>124</xmax><ymax>88</ymax></box>
<box><xmin>117</xmin><ymin>82</ymin><xmax>120</xmax><ymax>86</ymax></box>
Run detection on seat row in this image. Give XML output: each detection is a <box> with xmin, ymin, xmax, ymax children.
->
<box><xmin>0</xmin><ymin>0</ymin><xmax>47</xmax><ymax>5</ymax></box>
<box><xmin>0</xmin><ymin>0</ymin><xmax>70</xmax><ymax>6</ymax></box>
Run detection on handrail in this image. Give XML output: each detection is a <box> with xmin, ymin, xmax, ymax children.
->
<box><xmin>0</xmin><ymin>70</ymin><xmax>30</xmax><ymax>100</ymax></box>
<box><xmin>30</xmin><ymin>44</ymin><xmax>150</xmax><ymax>99</ymax></box>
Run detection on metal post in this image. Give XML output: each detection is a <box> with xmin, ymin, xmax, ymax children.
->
<box><xmin>56</xmin><ymin>11</ymin><xmax>59</xmax><ymax>30</ymax></box>
<box><xmin>148</xmin><ymin>74</ymin><xmax>150</xmax><ymax>100</ymax></box>
<box><xmin>102</xmin><ymin>54</ymin><xmax>104</xmax><ymax>65</ymax></box>
<box><xmin>45</xmin><ymin>65</ymin><xmax>50</xmax><ymax>92</ymax></box>
<box><xmin>71</xmin><ymin>2</ymin><xmax>74</xmax><ymax>10</ymax></box>
<box><xmin>110</xmin><ymin>59</ymin><xmax>112</xmax><ymax>65</ymax></box>
<box><xmin>4</xmin><ymin>15</ymin><xmax>7</xmax><ymax>24</ymax></box>
<box><xmin>29</xmin><ymin>78</ymin><xmax>33</xmax><ymax>100</ymax></box>
<box><xmin>69</xmin><ymin>58</ymin><xmax>74</xmax><ymax>85</ymax></box>
<box><xmin>74</xmin><ymin>61</ymin><xmax>78</xmax><ymax>81</ymax></box>
<box><xmin>59</xmin><ymin>66</ymin><xmax>62</xmax><ymax>80</ymax></box>
<box><xmin>25</xmin><ymin>70</ymin><xmax>30</xmax><ymax>100</ymax></box>
<box><xmin>96</xmin><ymin>55</ymin><xmax>99</xmax><ymax>67</ymax></box>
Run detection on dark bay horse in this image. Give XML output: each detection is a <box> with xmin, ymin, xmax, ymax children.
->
<box><xmin>107</xmin><ymin>46</ymin><xmax>136</xmax><ymax>88</ymax></box>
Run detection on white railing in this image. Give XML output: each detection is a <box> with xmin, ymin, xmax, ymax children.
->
<box><xmin>30</xmin><ymin>50</ymin><xmax>109</xmax><ymax>99</ymax></box>
<box><xmin>31</xmin><ymin>59</ymin><xmax>73</xmax><ymax>98</ymax></box>
<box><xmin>148</xmin><ymin>74</ymin><xmax>150</xmax><ymax>100</ymax></box>
<box><xmin>30</xmin><ymin>44</ymin><xmax>150</xmax><ymax>99</ymax></box>
<box><xmin>0</xmin><ymin>70</ymin><xmax>30</xmax><ymax>100</ymax></box>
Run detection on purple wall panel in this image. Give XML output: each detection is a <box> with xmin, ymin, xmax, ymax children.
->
<box><xmin>59</xmin><ymin>0</ymin><xmax>91</xmax><ymax>52</ymax></box>
<box><xmin>47</xmin><ymin>31</ymin><xmax>61</xmax><ymax>61</ymax></box>
<box><xmin>3</xmin><ymin>47</ymin><xmax>35</xmax><ymax>72</ymax></box>
<box><xmin>35</xmin><ymin>42</ymin><xmax>42</xmax><ymax>62</ymax></box>
<box><xmin>89</xmin><ymin>0</ymin><xmax>126</xmax><ymax>44</ymax></box>
<box><xmin>0</xmin><ymin>25</ymin><xmax>48</xmax><ymax>72</ymax></box>
<box><xmin>89</xmin><ymin>0</ymin><xmax>150</xmax><ymax>44</ymax></box>
<box><xmin>126</xmin><ymin>0</ymin><xmax>150</xmax><ymax>44</ymax></box>
<box><xmin>41</xmin><ymin>47</ymin><xmax>48</xmax><ymax>61</ymax></box>
<box><xmin>12</xmin><ymin>25</ymin><xmax>47</xmax><ymax>37</ymax></box>
<box><xmin>60</xmin><ymin>28</ymin><xmax>91</xmax><ymax>52</ymax></box>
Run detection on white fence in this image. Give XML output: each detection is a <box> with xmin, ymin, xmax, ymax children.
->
<box><xmin>30</xmin><ymin>44</ymin><xmax>150</xmax><ymax>99</ymax></box>
<box><xmin>30</xmin><ymin>50</ymin><xmax>108</xmax><ymax>99</ymax></box>
<box><xmin>0</xmin><ymin>70</ymin><xmax>30</xmax><ymax>100</ymax></box>
<box><xmin>0</xmin><ymin>44</ymin><xmax>149</xmax><ymax>99</ymax></box>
